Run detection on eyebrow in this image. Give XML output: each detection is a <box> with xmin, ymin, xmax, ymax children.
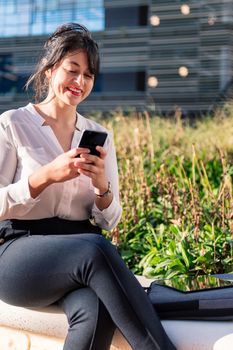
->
<box><xmin>69</xmin><ymin>61</ymin><xmax>80</xmax><ymax>67</ymax></box>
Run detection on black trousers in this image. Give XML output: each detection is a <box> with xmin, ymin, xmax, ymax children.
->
<box><xmin>0</xmin><ymin>219</ymin><xmax>176</xmax><ymax>350</ymax></box>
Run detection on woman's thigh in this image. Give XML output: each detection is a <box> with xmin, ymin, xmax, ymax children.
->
<box><xmin>0</xmin><ymin>233</ymin><xmax>106</xmax><ymax>307</ymax></box>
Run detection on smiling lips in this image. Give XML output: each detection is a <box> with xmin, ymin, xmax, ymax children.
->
<box><xmin>67</xmin><ymin>86</ymin><xmax>82</xmax><ymax>96</ymax></box>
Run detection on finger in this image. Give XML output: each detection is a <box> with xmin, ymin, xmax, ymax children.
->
<box><xmin>79</xmin><ymin>148</ymin><xmax>106</xmax><ymax>163</ymax></box>
<box><xmin>76</xmin><ymin>162</ymin><xmax>96</xmax><ymax>173</ymax></box>
<box><xmin>77</xmin><ymin>168</ymin><xmax>95</xmax><ymax>178</ymax></box>
<box><xmin>77</xmin><ymin>153</ymin><xmax>97</xmax><ymax>163</ymax></box>
<box><xmin>75</xmin><ymin>147</ymin><xmax>90</xmax><ymax>158</ymax></box>
<box><xmin>69</xmin><ymin>161</ymin><xmax>83</xmax><ymax>173</ymax></box>
<box><xmin>73</xmin><ymin>156</ymin><xmax>94</xmax><ymax>168</ymax></box>
<box><xmin>96</xmin><ymin>146</ymin><xmax>107</xmax><ymax>159</ymax></box>
<box><xmin>66</xmin><ymin>147</ymin><xmax>89</xmax><ymax>158</ymax></box>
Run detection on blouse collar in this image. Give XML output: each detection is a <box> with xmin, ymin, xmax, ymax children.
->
<box><xmin>26</xmin><ymin>103</ymin><xmax>86</xmax><ymax>131</ymax></box>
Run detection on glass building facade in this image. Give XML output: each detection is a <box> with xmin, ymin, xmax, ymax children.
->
<box><xmin>1</xmin><ymin>0</ymin><xmax>232</xmax><ymax>114</ymax></box>
<box><xmin>0</xmin><ymin>0</ymin><xmax>104</xmax><ymax>37</ymax></box>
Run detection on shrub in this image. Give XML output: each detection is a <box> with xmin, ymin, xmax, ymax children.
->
<box><xmin>99</xmin><ymin>108</ymin><xmax>233</xmax><ymax>278</ymax></box>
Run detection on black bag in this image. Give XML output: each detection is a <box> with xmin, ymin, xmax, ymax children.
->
<box><xmin>147</xmin><ymin>274</ymin><xmax>233</xmax><ymax>320</ymax></box>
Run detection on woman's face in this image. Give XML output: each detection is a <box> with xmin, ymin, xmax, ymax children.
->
<box><xmin>46</xmin><ymin>50</ymin><xmax>95</xmax><ymax>108</ymax></box>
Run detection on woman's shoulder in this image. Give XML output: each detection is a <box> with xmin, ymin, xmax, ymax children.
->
<box><xmin>0</xmin><ymin>105</ymin><xmax>28</xmax><ymax>129</ymax></box>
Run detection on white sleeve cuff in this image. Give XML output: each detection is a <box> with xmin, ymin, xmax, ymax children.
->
<box><xmin>92</xmin><ymin>196</ymin><xmax>122</xmax><ymax>231</ymax></box>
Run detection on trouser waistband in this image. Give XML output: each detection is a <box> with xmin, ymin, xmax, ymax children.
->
<box><xmin>0</xmin><ymin>217</ymin><xmax>102</xmax><ymax>244</ymax></box>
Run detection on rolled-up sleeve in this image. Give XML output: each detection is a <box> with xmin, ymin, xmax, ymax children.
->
<box><xmin>92</xmin><ymin>197</ymin><xmax>122</xmax><ymax>230</ymax></box>
<box><xmin>0</xmin><ymin>123</ymin><xmax>38</xmax><ymax>220</ymax></box>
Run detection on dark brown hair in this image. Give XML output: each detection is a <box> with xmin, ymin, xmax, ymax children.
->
<box><xmin>25</xmin><ymin>23</ymin><xmax>100</xmax><ymax>102</ymax></box>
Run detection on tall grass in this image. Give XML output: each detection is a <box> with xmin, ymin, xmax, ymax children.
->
<box><xmin>97</xmin><ymin>106</ymin><xmax>233</xmax><ymax>278</ymax></box>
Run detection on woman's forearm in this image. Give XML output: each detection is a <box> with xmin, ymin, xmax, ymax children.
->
<box><xmin>28</xmin><ymin>164</ymin><xmax>53</xmax><ymax>199</ymax></box>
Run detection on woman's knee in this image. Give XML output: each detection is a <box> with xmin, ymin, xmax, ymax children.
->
<box><xmin>79</xmin><ymin>234</ymin><xmax>115</xmax><ymax>264</ymax></box>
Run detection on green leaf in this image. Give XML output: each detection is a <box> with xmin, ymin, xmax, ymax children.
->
<box><xmin>179</xmin><ymin>241</ymin><xmax>190</xmax><ymax>268</ymax></box>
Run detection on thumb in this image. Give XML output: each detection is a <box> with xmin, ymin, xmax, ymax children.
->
<box><xmin>66</xmin><ymin>148</ymin><xmax>79</xmax><ymax>158</ymax></box>
<box><xmin>67</xmin><ymin>147</ymin><xmax>90</xmax><ymax>158</ymax></box>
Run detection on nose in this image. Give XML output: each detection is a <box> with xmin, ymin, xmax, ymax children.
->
<box><xmin>75</xmin><ymin>74</ymin><xmax>84</xmax><ymax>86</ymax></box>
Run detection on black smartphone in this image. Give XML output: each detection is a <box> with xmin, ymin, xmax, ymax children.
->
<box><xmin>77</xmin><ymin>129</ymin><xmax>108</xmax><ymax>157</ymax></box>
<box><xmin>154</xmin><ymin>275</ymin><xmax>233</xmax><ymax>293</ymax></box>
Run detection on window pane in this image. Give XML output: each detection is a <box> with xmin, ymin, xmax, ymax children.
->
<box><xmin>0</xmin><ymin>0</ymin><xmax>104</xmax><ymax>37</ymax></box>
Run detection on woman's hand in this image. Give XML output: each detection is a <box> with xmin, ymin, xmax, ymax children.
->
<box><xmin>45</xmin><ymin>148</ymin><xmax>90</xmax><ymax>183</ymax></box>
<box><xmin>76</xmin><ymin>146</ymin><xmax>108</xmax><ymax>192</ymax></box>
<box><xmin>76</xmin><ymin>146</ymin><xmax>113</xmax><ymax>211</ymax></box>
<box><xmin>28</xmin><ymin>148</ymin><xmax>89</xmax><ymax>198</ymax></box>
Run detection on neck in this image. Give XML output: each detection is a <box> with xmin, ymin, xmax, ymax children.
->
<box><xmin>35</xmin><ymin>98</ymin><xmax>77</xmax><ymax>127</ymax></box>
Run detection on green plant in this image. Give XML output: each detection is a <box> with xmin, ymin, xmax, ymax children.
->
<box><xmin>98</xmin><ymin>109</ymin><xmax>233</xmax><ymax>278</ymax></box>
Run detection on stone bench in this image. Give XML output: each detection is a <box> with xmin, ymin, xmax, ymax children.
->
<box><xmin>0</xmin><ymin>276</ymin><xmax>233</xmax><ymax>349</ymax></box>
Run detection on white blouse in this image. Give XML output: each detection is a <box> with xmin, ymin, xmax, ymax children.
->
<box><xmin>0</xmin><ymin>103</ymin><xmax>122</xmax><ymax>230</ymax></box>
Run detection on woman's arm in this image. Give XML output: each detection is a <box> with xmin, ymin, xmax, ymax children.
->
<box><xmin>93</xmin><ymin>135</ymin><xmax>122</xmax><ymax>230</ymax></box>
<box><xmin>77</xmin><ymin>133</ymin><xmax>122</xmax><ymax>230</ymax></box>
<box><xmin>0</xmin><ymin>119</ymin><xmax>89</xmax><ymax>219</ymax></box>
<box><xmin>0</xmin><ymin>125</ymin><xmax>39</xmax><ymax>220</ymax></box>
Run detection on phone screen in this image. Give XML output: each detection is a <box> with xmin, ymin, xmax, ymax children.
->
<box><xmin>77</xmin><ymin>130</ymin><xmax>108</xmax><ymax>157</ymax></box>
<box><xmin>154</xmin><ymin>275</ymin><xmax>233</xmax><ymax>293</ymax></box>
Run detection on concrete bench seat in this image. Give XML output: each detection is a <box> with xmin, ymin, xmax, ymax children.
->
<box><xmin>0</xmin><ymin>276</ymin><xmax>233</xmax><ymax>349</ymax></box>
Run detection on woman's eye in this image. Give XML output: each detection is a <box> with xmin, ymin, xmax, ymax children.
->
<box><xmin>85</xmin><ymin>74</ymin><xmax>94</xmax><ymax>79</ymax></box>
<box><xmin>64</xmin><ymin>68</ymin><xmax>76</xmax><ymax>73</ymax></box>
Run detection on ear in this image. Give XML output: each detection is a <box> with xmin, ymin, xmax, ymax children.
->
<box><xmin>45</xmin><ymin>68</ymin><xmax>52</xmax><ymax>79</ymax></box>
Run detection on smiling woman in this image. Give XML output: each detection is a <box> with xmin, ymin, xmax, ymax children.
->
<box><xmin>25</xmin><ymin>23</ymin><xmax>99</xmax><ymax>103</ymax></box>
<box><xmin>0</xmin><ymin>23</ymin><xmax>176</xmax><ymax>350</ymax></box>
<box><xmin>43</xmin><ymin>51</ymin><xmax>95</xmax><ymax>107</ymax></box>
